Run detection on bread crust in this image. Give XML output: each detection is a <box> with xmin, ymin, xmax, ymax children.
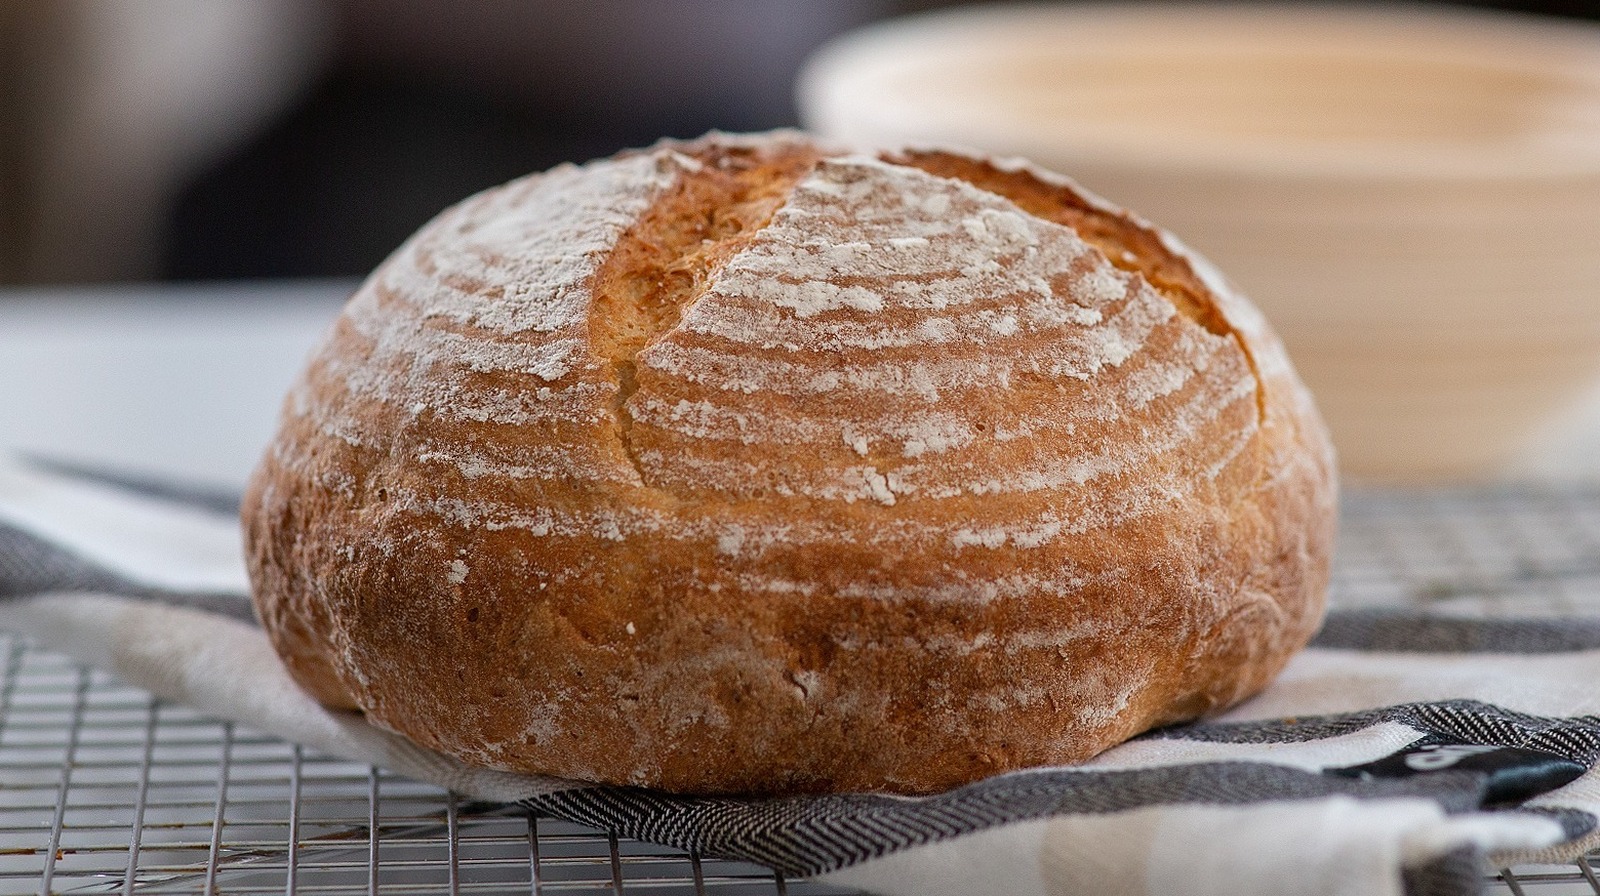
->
<box><xmin>242</xmin><ymin>131</ymin><xmax>1336</xmax><ymax>795</ymax></box>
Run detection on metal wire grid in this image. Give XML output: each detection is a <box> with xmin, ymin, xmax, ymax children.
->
<box><xmin>5</xmin><ymin>487</ymin><xmax>1600</xmax><ymax>893</ymax></box>
<box><xmin>0</xmin><ymin>637</ymin><xmax>856</xmax><ymax>895</ymax></box>
<box><xmin>1332</xmin><ymin>488</ymin><xmax>1600</xmax><ymax>618</ymax></box>
<box><xmin>1335</xmin><ymin>487</ymin><xmax>1600</xmax><ymax>895</ymax></box>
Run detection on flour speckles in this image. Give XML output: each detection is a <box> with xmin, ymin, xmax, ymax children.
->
<box><xmin>862</xmin><ymin>467</ymin><xmax>898</xmax><ymax>506</ymax></box>
<box><xmin>247</xmin><ymin>134</ymin><xmax>1333</xmax><ymax>796</ymax></box>
<box><xmin>309</xmin><ymin>140</ymin><xmax>1258</xmax><ymax>535</ymax></box>
<box><xmin>763</xmin><ymin>280</ymin><xmax>885</xmax><ymax>318</ymax></box>
<box><xmin>1077</xmin><ymin>266</ymin><xmax>1128</xmax><ymax>305</ymax></box>
<box><xmin>843</xmin><ymin>427</ymin><xmax>871</xmax><ymax>456</ymax></box>
<box><xmin>716</xmin><ymin>526</ymin><xmax>747</xmax><ymax>557</ymax></box>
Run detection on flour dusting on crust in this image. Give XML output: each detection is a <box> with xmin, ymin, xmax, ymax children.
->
<box><xmin>244</xmin><ymin>132</ymin><xmax>1336</xmax><ymax>796</ymax></box>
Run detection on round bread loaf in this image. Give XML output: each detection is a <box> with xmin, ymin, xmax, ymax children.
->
<box><xmin>243</xmin><ymin>131</ymin><xmax>1336</xmax><ymax>795</ymax></box>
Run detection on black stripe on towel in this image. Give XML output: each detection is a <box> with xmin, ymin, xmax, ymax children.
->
<box><xmin>522</xmin><ymin>760</ymin><xmax>1588</xmax><ymax>878</ymax></box>
<box><xmin>1143</xmin><ymin>700</ymin><xmax>1600</xmax><ymax>764</ymax></box>
<box><xmin>0</xmin><ymin>520</ymin><xmax>255</xmax><ymax>621</ymax></box>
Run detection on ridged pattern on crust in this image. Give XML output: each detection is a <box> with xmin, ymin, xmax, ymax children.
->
<box><xmin>242</xmin><ymin>132</ymin><xmax>1336</xmax><ymax>795</ymax></box>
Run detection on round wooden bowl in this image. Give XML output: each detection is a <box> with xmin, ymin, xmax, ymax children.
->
<box><xmin>800</xmin><ymin>4</ymin><xmax>1600</xmax><ymax>480</ymax></box>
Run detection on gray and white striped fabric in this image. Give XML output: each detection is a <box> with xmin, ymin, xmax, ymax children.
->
<box><xmin>4</xmin><ymin>453</ymin><xmax>1600</xmax><ymax>896</ymax></box>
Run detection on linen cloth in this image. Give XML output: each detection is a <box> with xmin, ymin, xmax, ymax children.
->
<box><xmin>4</xmin><ymin>453</ymin><xmax>1600</xmax><ymax>896</ymax></box>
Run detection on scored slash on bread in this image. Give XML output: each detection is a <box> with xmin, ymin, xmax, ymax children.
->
<box><xmin>243</xmin><ymin>131</ymin><xmax>1336</xmax><ymax>795</ymax></box>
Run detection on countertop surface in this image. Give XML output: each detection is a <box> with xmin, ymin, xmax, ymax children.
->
<box><xmin>0</xmin><ymin>281</ymin><xmax>354</xmax><ymax>489</ymax></box>
<box><xmin>4</xmin><ymin>279</ymin><xmax>1600</xmax><ymax>490</ymax></box>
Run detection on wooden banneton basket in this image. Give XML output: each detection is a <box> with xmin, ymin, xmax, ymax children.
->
<box><xmin>800</xmin><ymin>3</ymin><xmax>1600</xmax><ymax>480</ymax></box>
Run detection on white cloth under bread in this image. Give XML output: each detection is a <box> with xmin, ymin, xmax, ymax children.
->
<box><xmin>5</xmin><ymin>454</ymin><xmax>1600</xmax><ymax>896</ymax></box>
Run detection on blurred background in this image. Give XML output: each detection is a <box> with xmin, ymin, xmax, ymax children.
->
<box><xmin>4</xmin><ymin>0</ymin><xmax>1600</xmax><ymax>486</ymax></box>
<box><xmin>1</xmin><ymin>0</ymin><xmax>1596</xmax><ymax>287</ymax></box>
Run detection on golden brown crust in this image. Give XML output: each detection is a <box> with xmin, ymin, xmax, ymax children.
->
<box><xmin>242</xmin><ymin>131</ymin><xmax>1336</xmax><ymax>795</ymax></box>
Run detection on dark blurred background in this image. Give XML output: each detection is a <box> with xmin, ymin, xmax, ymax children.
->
<box><xmin>1</xmin><ymin>0</ymin><xmax>1595</xmax><ymax>286</ymax></box>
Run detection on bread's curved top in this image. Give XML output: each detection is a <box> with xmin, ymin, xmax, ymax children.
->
<box><xmin>305</xmin><ymin>129</ymin><xmax>1308</xmax><ymax>528</ymax></box>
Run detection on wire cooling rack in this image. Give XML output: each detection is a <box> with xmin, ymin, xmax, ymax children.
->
<box><xmin>7</xmin><ymin>486</ymin><xmax>1600</xmax><ymax>894</ymax></box>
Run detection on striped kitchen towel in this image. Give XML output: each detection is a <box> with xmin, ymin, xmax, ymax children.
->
<box><xmin>4</xmin><ymin>453</ymin><xmax>1600</xmax><ymax>896</ymax></box>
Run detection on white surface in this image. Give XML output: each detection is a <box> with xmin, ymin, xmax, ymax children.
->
<box><xmin>0</xmin><ymin>455</ymin><xmax>250</xmax><ymax>592</ymax></box>
<box><xmin>0</xmin><ymin>280</ymin><xmax>353</xmax><ymax>489</ymax></box>
<box><xmin>0</xmin><ymin>278</ymin><xmax>1597</xmax><ymax>488</ymax></box>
